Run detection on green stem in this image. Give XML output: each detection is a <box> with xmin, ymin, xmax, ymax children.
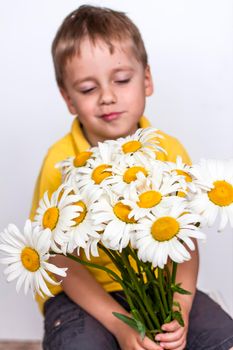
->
<box><xmin>99</xmin><ymin>246</ymin><xmax>155</xmax><ymax>333</ymax></box>
<box><xmin>85</xmin><ymin>246</ymin><xmax>149</xmax><ymax>326</ymax></box>
<box><xmin>126</xmin><ymin>287</ymin><xmax>155</xmax><ymax>332</ymax></box>
<box><xmin>127</xmin><ymin>245</ymin><xmax>144</xmax><ymax>281</ymax></box>
<box><xmin>158</xmin><ymin>268</ymin><xmax>169</xmax><ymax>315</ymax></box>
<box><xmin>171</xmin><ymin>262</ymin><xmax>178</xmax><ymax>303</ymax></box>
<box><xmin>144</xmin><ymin>266</ymin><xmax>166</xmax><ymax>323</ymax></box>
<box><xmin>165</xmin><ymin>265</ymin><xmax>173</xmax><ymax>310</ymax></box>
<box><xmin>122</xmin><ymin>249</ymin><xmax>161</xmax><ymax>331</ymax></box>
<box><xmin>154</xmin><ymin>285</ymin><xmax>166</xmax><ymax>322</ymax></box>
<box><xmin>98</xmin><ymin>244</ymin><xmax>126</xmax><ymax>274</ymax></box>
<box><xmin>121</xmin><ymin>249</ymin><xmax>143</xmax><ymax>299</ymax></box>
<box><xmin>172</xmin><ymin>262</ymin><xmax>178</xmax><ymax>284</ymax></box>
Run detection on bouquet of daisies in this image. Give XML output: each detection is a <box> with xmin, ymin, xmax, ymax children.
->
<box><xmin>1</xmin><ymin>128</ymin><xmax>232</xmax><ymax>340</ymax></box>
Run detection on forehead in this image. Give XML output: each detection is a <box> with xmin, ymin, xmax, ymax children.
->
<box><xmin>79</xmin><ymin>37</ymin><xmax>133</xmax><ymax>57</ymax></box>
<box><xmin>65</xmin><ymin>38</ymin><xmax>140</xmax><ymax>75</ymax></box>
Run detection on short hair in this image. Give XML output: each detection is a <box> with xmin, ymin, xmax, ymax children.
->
<box><xmin>52</xmin><ymin>5</ymin><xmax>148</xmax><ymax>88</ymax></box>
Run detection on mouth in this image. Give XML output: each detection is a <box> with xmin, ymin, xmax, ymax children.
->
<box><xmin>99</xmin><ymin>112</ymin><xmax>123</xmax><ymax>122</ymax></box>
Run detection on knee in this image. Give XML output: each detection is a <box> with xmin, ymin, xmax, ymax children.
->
<box><xmin>43</xmin><ymin>333</ymin><xmax>119</xmax><ymax>350</ymax></box>
<box><xmin>43</xmin><ymin>318</ymin><xmax>119</xmax><ymax>350</ymax></box>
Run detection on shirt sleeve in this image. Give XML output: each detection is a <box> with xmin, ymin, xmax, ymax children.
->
<box><xmin>166</xmin><ymin>137</ymin><xmax>191</xmax><ymax>164</ymax></box>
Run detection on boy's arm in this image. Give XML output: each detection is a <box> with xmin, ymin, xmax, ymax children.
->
<box><xmin>175</xmin><ymin>241</ymin><xmax>199</xmax><ymax>314</ymax></box>
<box><xmin>51</xmin><ymin>254</ymin><xmax>163</xmax><ymax>350</ymax></box>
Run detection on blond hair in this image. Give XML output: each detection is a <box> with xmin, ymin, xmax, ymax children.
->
<box><xmin>52</xmin><ymin>5</ymin><xmax>148</xmax><ymax>88</ymax></box>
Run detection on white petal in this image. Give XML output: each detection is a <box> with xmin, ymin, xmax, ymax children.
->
<box><xmin>43</xmin><ymin>262</ymin><xmax>67</xmax><ymax>277</ymax></box>
<box><xmin>218</xmin><ymin>207</ymin><xmax>229</xmax><ymax>231</ymax></box>
<box><xmin>37</xmin><ymin>272</ymin><xmax>54</xmax><ymax>297</ymax></box>
<box><xmin>16</xmin><ymin>270</ymin><xmax>28</xmax><ymax>293</ymax></box>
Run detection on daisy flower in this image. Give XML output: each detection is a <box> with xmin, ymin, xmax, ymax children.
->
<box><xmin>189</xmin><ymin>159</ymin><xmax>233</xmax><ymax>231</ymax></box>
<box><xmin>104</xmin><ymin>153</ymin><xmax>151</xmax><ymax>197</ymax></box>
<box><xmin>55</xmin><ymin>151</ymin><xmax>93</xmax><ymax>186</ymax></box>
<box><xmin>166</xmin><ymin>156</ymin><xmax>196</xmax><ymax>194</ymax></box>
<box><xmin>123</xmin><ymin>161</ymin><xmax>185</xmax><ymax>220</ymax></box>
<box><xmin>114</xmin><ymin>127</ymin><xmax>166</xmax><ymax>166</ymax></box>
<box><xmin>135</xmin><ymin>199</ymin><xmax>205</xmax><ymax>268</ymax></box>
<box><xmin>34</xmin><ymin>185</ymin><xmax>81</xmax><ymax>253</ymax></box>
<box><xmin>74</xmin><ymin>141</ymin><xmax>116</xmax><ymax>193</ymax></box>
<box><xmin>66</xmin><ymin>188</ymin><xmax>103</xmax><ymax>259</ymax></box>
<box><xmin>0</xmin><ymin>220</ymin><xmax>67</xmax><ymax>297</ymax></box>
<box><xmin>92</xmin><ymin>191</ymin><xmax>137</xmax><ymax>252</ymax></box>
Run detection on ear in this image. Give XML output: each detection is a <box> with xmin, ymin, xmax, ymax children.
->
<box><xmin>144</xmin><ymin>65</ymin><xmax>154</xmax><ymax>97</ymax></box>
<box><xmin>59</xmin><ymin>87</ymin><xmax>77</xmax><ymax>115</ymax></box>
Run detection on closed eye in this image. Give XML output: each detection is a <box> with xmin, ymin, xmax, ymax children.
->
<box><xmin>80</xmin><ymin>87</ymin><xmax>96</xmax><ymax>94</ymax></box>
<box><xmin>115</xmin><ymin>78</ymin><xmax>131</xmax><ymax>84</ymax></box>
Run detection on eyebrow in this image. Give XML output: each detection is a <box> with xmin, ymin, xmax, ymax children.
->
<box><xmin>73</xmin><ymin>66</ymin><xmax>135</xmax><ymax>87</ymax></box>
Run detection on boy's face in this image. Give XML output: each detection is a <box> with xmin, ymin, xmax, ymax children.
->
<box><xmin>61</xmin><ymin>38</ymin><xmax>153</xmax><ymax>146</ymax></box>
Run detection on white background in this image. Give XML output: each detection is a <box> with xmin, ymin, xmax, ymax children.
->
<box><xmin>0</xmin><ymin>0</ymin><xmax>232</xmax><ymax>340</ymax></box>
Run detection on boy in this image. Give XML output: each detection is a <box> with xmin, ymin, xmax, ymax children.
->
<box><xmin>30</xmin><ymin>5</ymin><xmax>233</xmax><ymax>350</ymax></box>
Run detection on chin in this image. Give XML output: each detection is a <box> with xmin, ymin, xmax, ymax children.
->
<box><xmin>103</xmin><ymin>130</ymin><xmax>127</xmax><ymax>141</ymax></box>
<box><xmin>109</xmin><ymin>125</ymin><xmax>137</xmax><ymax>140</ymax></box>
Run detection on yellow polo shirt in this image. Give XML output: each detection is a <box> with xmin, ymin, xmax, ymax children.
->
<box><xmin>30</xmin><ymin>116</ymin><xmax>191</xmax><ymax>313</ymax></box>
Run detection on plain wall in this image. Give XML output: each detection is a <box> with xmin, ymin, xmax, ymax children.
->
<box><xmin>0</xmin><ymin>0</ymin><xmax>232</xmax><ymax>340</ymax></box>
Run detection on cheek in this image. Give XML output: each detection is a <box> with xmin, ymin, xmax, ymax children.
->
<box><xmin>124</xmin><ymin>86</ymin><xmax>145</xmax><ymax>109</ymax></box>
<box><xmin>77</xmin><ymin>104</ymin><xmax>99</xmax><ymax>129</ymax></box>
<box><xmin>125</xmin><ymin>80</ymin><xmax>145</xmax><ymax>100</ymax></box>
<box><xmin>75</xmin><ymin>96</ymin><xmax>96</xmax><ymax>115</ymax></box>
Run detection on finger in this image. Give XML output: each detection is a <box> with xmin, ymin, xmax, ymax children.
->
<box><xmin>155</xmin><ymin>327</ymin><xmax>184</xmax><ymax>343</ymax></box>
<box><xmin>160</xmin><ymin>339</ymin><xmax>187</xmax><ymax>350</ymax></box>
<box><xmin>134</xmin><ymin>345</ymin><xmax>146</xmax><ymax>350</ymax></box>
<box><xmin>161</xmin><ymin>320</ymin><xmax>181</xmax><ymax>332</ymax></box>
<box><xmin>139</xmin><ymin>336</ymin><xmax>163</xmax><ymax>350</ymax></box>
<box><xmin>159</xmin><ymin>336</ymin><xmax>186</xmax><ymax>349</ymax></box>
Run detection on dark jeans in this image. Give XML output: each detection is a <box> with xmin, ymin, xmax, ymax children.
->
<box><xmin>43</xmin><ymin>290</ymin><xmax>233</xmax><ymax>350</ymax></box>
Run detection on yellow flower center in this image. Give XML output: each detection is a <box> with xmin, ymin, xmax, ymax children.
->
<box><xmin>123</xmin><ymin>166</ymin><xmax>148</xmax><ymax>184</ymax></box>
<box><xmin>151</xmin><ymin>216</ymin><xmax>180</xmax><ymax>241</ymax></box>
<box><xmin>42</xmin><ymin>207</ymin><xmax>59</xmax><ymax>230</ymax></box>
<box><xmin>73</xmin><ymin>201</ymin><xmax>87</xmax><ymax>225</ymax></box>
<box><xmin>91</xmin><ymin>164</ymin><xmax>112</xmax><ymax>184</ymax></box>
<box><xmin>137</xmin><ymin>191</ymin><xmax>162</xmax><ymax>208</ymax></box>
<box><xmin>175</xmin><ymin>169</ymin><xmax>192</xmax><ymax>182</ymax></box>
<box><xmin>113</xmin><ymin>202</ymin><xmax>136</xmax><ymax>223</ymax></box>
<box><xmin>21</xmin><ymin>247</ymin><xmax>40</xmax><ymax>272</ymax></box>
<box><xmin>122</xmin><ymin>140</ymin><xmax>142</xmax><ymax>154</ymax></box>
<box><xmin>73</xmin><ymin>151</ymin><xmax>92</xmax><ymax>167</ymax></box>
<box><xmin>208</xmin><ymin>180</ymin><xmax>233</xmax><ymax>207</ymax></box>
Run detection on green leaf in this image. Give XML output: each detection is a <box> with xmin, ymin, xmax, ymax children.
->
<box><xmin>147</xmin><ymin>329</ymin><xmax>161</xmax><ymax>335</ymax></box>
<box><xmin>172</xmin><ymin>311</ymin><xmax>184</xmax><ymax>327</ymax></box>
<box><xmin>112</xmin><ymin>312</ymin><xmax>146</xmax><ymax>339</ymax></box>
<box><xmin>173</xmin><ymin>300</ymin><xmax>181</xmax><ymax>312</ymax></box>
<box><xmin>164</xmin><ymin>311</ymin><xmax>172</xmax><ymax>324</ymax></box>
<box><xmin>171</xmin><ymin>284</ymin><xmax>192</xmax><ymax>295</ymax></box>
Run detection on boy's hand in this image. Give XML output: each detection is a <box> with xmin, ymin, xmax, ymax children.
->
<box><xmin>115</xmin><ymin>325</ymin><xmax>163</xmax><ymax>350</ymax></box>
<box><xmin>154</xmin><ymin>312</ymin><xmax>189</xmax><ymax>350</ymax></box>
<box><xmin>115</xmin><ymin>307</ymin><xmax>189</xmax><ymax>350</ymax></box>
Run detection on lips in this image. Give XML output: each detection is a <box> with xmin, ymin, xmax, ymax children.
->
<box><xmin>100</xmin><ymin>112</ymin><xmax>122</xmax><ymax>121</ymax></box>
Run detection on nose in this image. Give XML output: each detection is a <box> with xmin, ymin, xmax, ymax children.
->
<box><xmin>99</xmin><ymin>86</ymin><xmax>116</xmax><ymax>105</ymax></box>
